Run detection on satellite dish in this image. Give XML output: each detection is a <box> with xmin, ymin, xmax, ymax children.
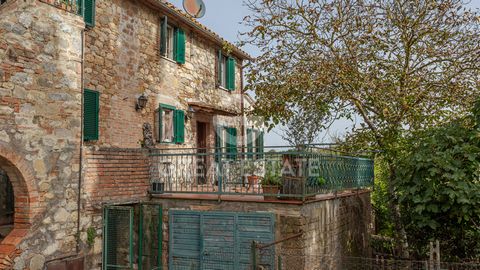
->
<box><xmin>183</xmin><ymin>0</ymin><xmax>206</xmax><ymax>18</ymax></box>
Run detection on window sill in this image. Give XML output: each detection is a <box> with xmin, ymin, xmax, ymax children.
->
<box><xmin>218</xmin><ymin>86</ymin><xmax>234</xmax><ymax>92</ymax></box>
<box><xmin>158</xmin><ymin>141</ymin><xmax>173</xmax><ymax>144</ymax></box>
<box><xmin>160</xmin><ymin>55</ymin><xmax>184</xmax><ymax>65</ymax></box>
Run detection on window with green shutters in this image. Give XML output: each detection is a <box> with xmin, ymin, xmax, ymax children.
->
<box><xmin>215</xmin><ymin>126</ymin><xmax>237</xmax><ymax>161</ymax></box>
<box><xmin>83</xmin><ymin>89</ymin><xmax>99</xmax><ymax>141</ymax></box>
<box><xmin>81</xmin><ymin>0</ymin><xmax>95</xmax><ymax>27</ymax></box>
<box><xmin>155</xmin><ymin>104</ymin><xmax>185</xmax><ymax>144</ymax></box>
<box><xmin>217</xmin><ymin>52</ymin><xmax>236</xmax><ymax>91</ymax></box>
<box><xmin>160</xmin><ymin>16</ymin><xmax>186</xmax><ymax>64</ymax></box>
<box><xmin>246</xmin><ymin>128</ymin><xmax>264</xmax><ymax>159</ymax></box>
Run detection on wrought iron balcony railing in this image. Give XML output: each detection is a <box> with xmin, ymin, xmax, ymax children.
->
<box><xmin>149</xmin><ymin>145</ymin><xmax>374</xmax><ymax>200</ymax></box>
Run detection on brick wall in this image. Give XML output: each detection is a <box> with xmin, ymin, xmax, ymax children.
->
<box><xmin>83</xmin><ymin>148</ymin><xmax>150</xmax><ymax>208</ymax></box>
<box><xmin>79</xmin><ymin>147</ymin><xmax>151</xmax><ymax>269</ymax></box>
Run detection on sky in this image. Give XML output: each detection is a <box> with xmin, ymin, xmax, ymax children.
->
<box><xmin>168</xmin><ymin>0</ymin><xmax>480</xmax><ymax>146</ymax></box>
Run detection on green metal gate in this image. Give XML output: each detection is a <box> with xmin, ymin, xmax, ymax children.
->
<box><xmin>103</xmin><ymin>206</ymin><xmax>134</xmax><ymax>270</ymax></box>
<box><xmin>169</xmin><ymin>210</ymin><xmax>275</xmax><ymax>270</ymax></box>
<box><xmin>103</xmin><ymin>204</ymin><xmax>163</xmax><ymax>270</ymax></box>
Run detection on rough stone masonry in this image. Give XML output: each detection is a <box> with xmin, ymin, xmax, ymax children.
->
<box><xmin>0</xmin><ymin>0</ymin><xmax>84</xmax><ymax>268</ymax></box>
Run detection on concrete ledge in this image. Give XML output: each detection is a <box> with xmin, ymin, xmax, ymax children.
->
<box><xmin>150</xmin><ymin>189</ymin><xmax>371</xmax><ymax>204</ymax></box>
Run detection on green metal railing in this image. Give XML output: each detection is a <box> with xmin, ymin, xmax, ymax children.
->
<box><xmin>149</xmin><ymin>145</ymin><xmax>374</xmax><ymax>200</ymax></box>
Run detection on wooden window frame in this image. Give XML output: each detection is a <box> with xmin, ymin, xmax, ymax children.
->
<box><xmin>156</xmin><ymin>104</ymin><xmax>185</xmax><ymax>144</ymax></box>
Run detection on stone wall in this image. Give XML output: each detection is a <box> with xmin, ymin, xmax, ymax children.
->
<box><xmin>83</xmin><ymin>0</ymin><xmax>245</xmax><ymax>149</ymax></box>
<box><xmin>300</xmin><ymin>191</ymin><xmax>372</xmax><ymax>269</ymax></box>
<box><xmin>0</xmin><ymin>0</ymin><xmax>84</xmax><ymax>268</ymax></box>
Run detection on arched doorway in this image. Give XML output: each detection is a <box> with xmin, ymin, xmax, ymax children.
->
<box><xmin>0</xmin><ymin>169</ymin><xmax>14</xmax><ymax>242</ymax></box>
<box><xmin>0</xmin><ymin>149</ymin><xmax>37</xmax><ymax>268</ymax></box>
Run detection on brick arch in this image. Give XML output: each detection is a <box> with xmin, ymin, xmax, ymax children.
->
<box><xmin>0</xmin><ymin>144</ymin><xmax>39</xmax><ymax>269</ymax></box>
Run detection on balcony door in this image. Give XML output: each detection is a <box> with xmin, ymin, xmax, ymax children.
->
<box><xmin>196</xmin><ymin>122</ymin><xmax>208</xmax><ymax>184</ymax></box>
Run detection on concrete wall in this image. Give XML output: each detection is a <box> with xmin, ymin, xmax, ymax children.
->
<box><xmin>83</xmin><ymin>0</ymin><xmax>244</xmax><ymax>149</ymax></box>
<box><xmin>0</xmin><ymin>0</ymin><xmax>84</xmax><ymax>268</ymax></box>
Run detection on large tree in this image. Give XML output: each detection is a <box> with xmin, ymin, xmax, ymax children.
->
<box><xmin>242</xmin><ymin>0</ymin><xmax>480</xmax><ymax>256</ymax></box>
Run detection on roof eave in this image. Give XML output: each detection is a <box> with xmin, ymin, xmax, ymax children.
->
<box><xmin>142</xmin><ymin>0</ymin><xmax>252</xmax><ymax>61</ymax></box>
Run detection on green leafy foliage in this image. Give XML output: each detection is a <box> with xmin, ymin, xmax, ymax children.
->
<box><xmin>86</xmin><ymin>227</ymin><xmax>96</xmax><ymax>247</ymax></box>
<box><xmin>396</xmin><ymin>112</ymin><xmax>480</xmax><ymax>260</ymax></box>
<box><xmin>262</xmin><ymin>161</ymin><xmax>282</xmax><ymax>186</ymax></box>
<box><xmin>372</xmin><ymin>158</ymin><xmax>395</xmax><ymax>236</ymax></box>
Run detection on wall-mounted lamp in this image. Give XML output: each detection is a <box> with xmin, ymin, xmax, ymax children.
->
<box><xmin>187</xmin><ymin>106</ymin><xmax>196</xmax><ymax>119</ymax></box>
<box><xmin>136</xmin><ymin>94</ymin><xmax>148</xmax><ymax>111</ymax></box>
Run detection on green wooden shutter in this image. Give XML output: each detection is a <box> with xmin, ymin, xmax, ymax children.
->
<box><xmin>217</xmin><ymin>50</ymin><xmax>223</xmax><ymax>87</ymax></box>
<box><xmin>84</xmin><ymin>0</ymin><xmax>95</xmax><ymax>27</ymax></box>
<box><xmin>215</xmin><ymin>126</ymin><xmax>223</xmax><ymax>162</ymax></box>
<box><xmin>247</xmin><ymin>128</ymin><xmax>253</xmax><ymax>159</ymax></box>
<box><xmin>76</xmin><ymin>0</ymin><xmax>83</xmax><ymax>16</ymax></box>
<box><xmin>160</xmin><ymin>16</ymin><xmax>168</xmax><ymax>56</ymax></box>
<box><xmin>155</xmin><ymin>106</ymin><xmax>161</xmax><ymax>142</ymax></box>
<box><xmin>227</xmin><ymin>127</ymin><xmax>237</xmax><ymax>160</ymax></box>
<box><xmin>257</xmin><ymin>131</ymin><xmax>264</xmax><ymax>159</ymax></box>
<box><xmin>83</xmin><ymin>89</ymin><xmax>99</xmax><ymax>141</ymax></box>
<box><xmin>232</xmin><ymin>128</ymin><xmax>238</xmax><ymax>160</ymax></box>
<box><xmin>174</xmin><ymin>110</ymin><xmax>185</xmax><ymax>144</ymax></box>
<box><xmin>174</xmin><ymin>28</ymin><xmax>186</xmax><ymax>64</ymax></box>
<box><xmin>227</xmin><ymin>57</ymin><xmax>236</xmax><ymax>91</ymax></box>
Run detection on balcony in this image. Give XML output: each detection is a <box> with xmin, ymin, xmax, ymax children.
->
<box><xmin>149</xmin><ymin>145</ymin><xmax>374</xmax><ymax>201</ymax></box>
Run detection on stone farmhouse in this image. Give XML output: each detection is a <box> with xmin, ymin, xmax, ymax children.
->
<box><xmin>0</xmin><ymin>0</ymin><xmax>375</xmax><ymax>269</ymax></box>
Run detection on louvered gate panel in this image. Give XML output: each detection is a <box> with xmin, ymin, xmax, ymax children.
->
<box><xmin>202</xmin><ymin>214</ymin><xmax>235</xmax><ymax>269</ymax></box>
<box><xmin>237</xmin><ymin>214</ymin><xmax>275</xmax><ymax>270</ymax></box>
<box><xmin>169</xmin><ymin>211</ymin><xmax>201</xmax><ymax>269</ymax></box>
<box><xmin>169</xmin><ymin>210</ymin><xmax>275</xmax><ymax>270</ymax></box>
